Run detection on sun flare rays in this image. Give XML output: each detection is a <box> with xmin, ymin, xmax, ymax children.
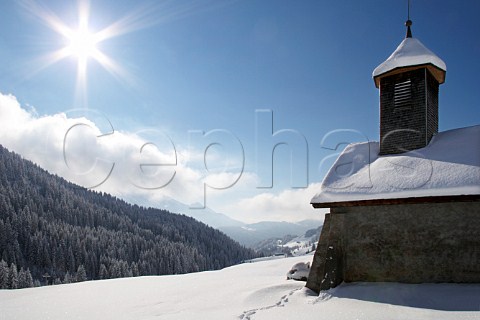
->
<box><xmin>18</xmin><ymin>0</ymin><xmax>143</xmax><ymax>108</ymax></box>
<box><xmin>18</xmin><ymin>0</ymin><xmax>227</xmax><ymax>108</ymax></box>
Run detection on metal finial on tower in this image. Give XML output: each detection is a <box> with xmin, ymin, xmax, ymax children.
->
<box><xmin>405</xmin><ymin>19</ymin><xmax>412</xmax><ymax>38</ymax></box>
<box><xmin>405</xmin><ymin>0</ymin><xmax>412</xmax><ymax>38</ymax></box>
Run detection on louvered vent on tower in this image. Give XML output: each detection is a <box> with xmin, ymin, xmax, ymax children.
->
<box><xmin>394</xmin><ymin>79</ymin><xmax>412</xmax><ymax>110</ymax></box>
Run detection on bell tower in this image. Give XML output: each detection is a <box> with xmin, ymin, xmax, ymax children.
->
<box><xmin>372</xmin><ymin>19</ymin><xmax>446</xmax><ymax>155</ymax></box>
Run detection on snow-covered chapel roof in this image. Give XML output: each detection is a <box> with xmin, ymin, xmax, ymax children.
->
<box><xmin>372</xmin><ymin>37</ymin><xmax>447</xmax><ymax>87</ymax></box>
<box><xmin>311</xmin><ymin>125</ymin><xmax>480</xmax><ymax>207</ymax></box>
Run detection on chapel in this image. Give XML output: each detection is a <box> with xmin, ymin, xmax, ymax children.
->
<box><xmin>306</xmin><ymin>18</ymin><xmax>480</xmax><ymax>293</ymax></box>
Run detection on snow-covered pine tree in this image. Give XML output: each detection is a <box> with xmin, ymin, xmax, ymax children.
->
<box><xmin>0</xmin><ymin>260</ymin><xmax>8</xmax><ymax>289</ymax></box>
<box><xmin>63</xmin><ymin>271</ymin><xmax>72</xmax><ymax>284</ymax></box>
<box><xmin>18</xmin><ymin>267</ymin><xmax>27</xmax><ymax>288</ymax></box>
<box><xmin>8</xmin><ymin>263</ymin><xmax>18</xmax><ymax>289</ymax></box>
<box><xmin>76</xmin><ymin>265</ymin><xmax>87</xmax><ymax>282</ymax></box>
<box><xmin>99</xmin><ymin>264</ymin><xmax>108</xmax><ymax>279</ymax></box>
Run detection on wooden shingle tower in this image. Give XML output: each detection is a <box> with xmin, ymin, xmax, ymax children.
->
<box><xmin>372</xmin><ymin>19</ymin><xmax>446</xmax><ymax>155</ymax></box>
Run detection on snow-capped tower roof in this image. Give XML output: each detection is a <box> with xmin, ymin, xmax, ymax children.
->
<box><xmin>372</xmin><ymin>20</ymin><xmax>446</xmax><ymax>88</ymax></box>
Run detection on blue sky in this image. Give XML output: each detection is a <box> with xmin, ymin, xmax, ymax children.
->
<box><xmin>0</xmin><ymin>0</ymin><xmax>478</xmax><ymax>223</ymax></box>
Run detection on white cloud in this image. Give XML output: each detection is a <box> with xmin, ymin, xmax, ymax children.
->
<box><xmin>0</xmin><ymin>92</ymin><xmax>325</xmax><ymax>223</ymax></box>
<box><xmin>0</xmin><ymin>92</ymin><xmax>205</xmax><ymax>204</ymax></box>
<box><xmin>219</xmin><ymin>183</ymin><xmax>327</xmax><ymax>223</ymax></box>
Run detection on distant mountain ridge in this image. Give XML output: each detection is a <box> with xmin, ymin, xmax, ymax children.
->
<box><xmin>0</xmin><ymin>145</ymin><xmax>256</xmax><ymax>288</ymax></box>
<box><xmin>124</xmin><ymin>195</ymin><xmax>323</xmax><ymax>248</ymax></box>
<box><xmin>250</xmin><ymin>225</ymin><xmax>322</xmax><ymax>256</ymax></box>
<box><xmin>219</xmin><ymin>220</ymin><xmax>322</xmax><ymax>248</ymax></box>
<box><xmin>123</xmin><ymin>195</ymin><xmax>244</xmax><ymax>228</ymax></box>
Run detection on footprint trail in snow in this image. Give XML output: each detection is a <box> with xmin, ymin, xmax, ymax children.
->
<box><xmin>239</xmin><ymin>287</ymin><xmax>302</xmax><ymax>320</ymax></box>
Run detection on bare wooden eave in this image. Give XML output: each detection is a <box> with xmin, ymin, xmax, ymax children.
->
<box><xmin>373</xmin><ymin>63</ymin><xmax>446</xmax><ymax>88</ymax></box>
<box><xmin>311</xmin><ymin>194</ymin><xmax>480</xmax><ymax>209</ymax></box>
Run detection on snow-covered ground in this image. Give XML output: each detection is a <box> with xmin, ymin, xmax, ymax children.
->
<box><xmin>1</xmin><ymin>255</ymin><xmax>479</xmax><ymax>320</ymax></box>
<box><xmin>282</xmin><ymin>232</ymin><xmax>319</xmax><ymax>256</ymax></box>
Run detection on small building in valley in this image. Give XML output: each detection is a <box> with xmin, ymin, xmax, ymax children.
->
<box><xmin>306</xmin><ymin>19</ymin><xmax>480</xmax><ymax>293</ymax></box>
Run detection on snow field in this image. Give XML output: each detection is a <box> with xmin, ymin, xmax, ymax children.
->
<box><xmin>1</xmin><ymin>255</ymin><xmax>479</xmax><ymax>320</ymax></box>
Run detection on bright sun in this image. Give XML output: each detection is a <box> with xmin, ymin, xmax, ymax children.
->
<box><xmin>65</xmin><ymin>27</ymin><xmax>99</xmax><ymax>61</ymax></box>
<box><xmin>27</xmin><ymin>0</ymin><xmax>125</xmax><ymax>107</ymax></box>
<box><xmin>22</xmin><ymin>0</ymin><xmax>179</xmax><ymax>107</ymax></box>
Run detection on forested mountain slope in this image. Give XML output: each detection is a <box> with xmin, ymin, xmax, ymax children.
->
<box><xmin>0</xmin><ymin>145</ymin><xmax>256</xmax><ymax>288</ymax></box>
